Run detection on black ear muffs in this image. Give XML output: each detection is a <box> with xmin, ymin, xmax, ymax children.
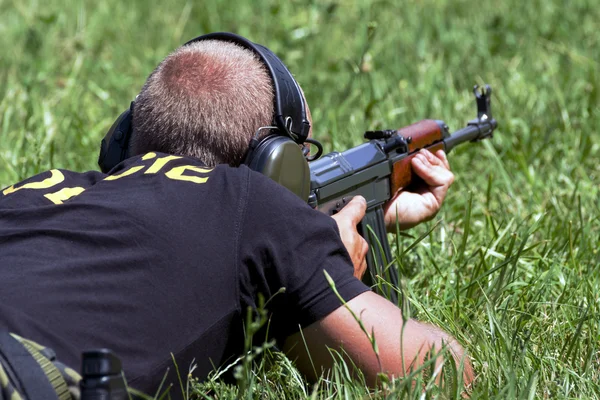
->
<box><xmin>99</xmin><ymin>33</ymin><xmax>319</xmax><ymax>201</ymax></box>
<box><xmin>184</xmin><ymin>32</ymin><xmax>311</xmax><ymax>143</ymax></box>
<box><xmin>244</xmin><ymin>135</ymin><xmax>310</xmax><ymax>200</ymax></box>
<box><xmin>98</xmin><ymin>103</ymin><xmax>134</xmax><ymax>173</ymax></box>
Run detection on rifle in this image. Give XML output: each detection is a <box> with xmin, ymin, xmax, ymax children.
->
<box><xmin>308</xmin><ymin>85</ymin><xmax>498</xmax><ymax>302</ymax></box>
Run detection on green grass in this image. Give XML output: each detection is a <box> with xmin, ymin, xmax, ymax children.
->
<box><xmin>1</xmin><ymin>0</ymin><xmax>599</xmax><ymax>398</ymax></box>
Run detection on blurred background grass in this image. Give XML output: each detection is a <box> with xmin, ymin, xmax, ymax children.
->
<box><xmin>1</xmin><ymin>0</ymin><xmax>598</xmax><ymax>398</ymax></box>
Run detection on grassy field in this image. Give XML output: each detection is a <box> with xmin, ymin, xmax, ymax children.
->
<box><xmin>1</xmin><ymin>0</ymin><xmax>599</xmax><ymax>398</ymax></box>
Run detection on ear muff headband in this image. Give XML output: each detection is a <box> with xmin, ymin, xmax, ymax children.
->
<box><xmin>184</xmin><ymin>33</ymin><xmax>312</xmax><ymax>201</ymax></box>
<box><xmin>98</xmin><ymin>32</ymin><xmax>312</xmax><ymax>178</ymax></box>
<box><xmin>183</xmin><ymin>32</ymin><xmax>310</xmax><ymax>144</ymax></box>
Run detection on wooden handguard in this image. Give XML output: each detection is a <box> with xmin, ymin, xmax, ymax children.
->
<box><xmin>390</xmin><ymin>120</ymin><xmax>445</xmax><ymax>194</ymax></box>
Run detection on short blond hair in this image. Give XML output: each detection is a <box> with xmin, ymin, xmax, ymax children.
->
<box><xmin>130</xmin><ymin>40</ymin><xmax>274</xmax><ymax>167</ymax></box>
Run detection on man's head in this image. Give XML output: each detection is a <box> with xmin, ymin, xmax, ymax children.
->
<box><xmin>129</xmin><ymin>40</ymin><xmax>276</xmax><ymax>167</ymax></box>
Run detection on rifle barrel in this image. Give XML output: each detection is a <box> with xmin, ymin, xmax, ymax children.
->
<box><xmin>444</xmin><ymin>118</ymin><xmax>497</xmax><ymax>153</ymax></box>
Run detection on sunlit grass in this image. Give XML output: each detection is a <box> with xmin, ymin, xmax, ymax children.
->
<box><xmin>1</xmin><ymin>0</ymin><xmax>598</xmax><ymax>398</ymax></box>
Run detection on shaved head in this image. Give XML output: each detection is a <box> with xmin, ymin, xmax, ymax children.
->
<box><xmin>130</xmin><ymin>40</ymin><xmax>275</xmax><ymax>167</ymax></box>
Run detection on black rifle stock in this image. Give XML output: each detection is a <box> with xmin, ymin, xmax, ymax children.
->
<box><xmin>308</xmin><ymin>85</ymin><xmax>498</xmax><ymax>303</ymax></box>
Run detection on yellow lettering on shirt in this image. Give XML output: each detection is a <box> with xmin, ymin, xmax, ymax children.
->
<box><xmin>2</xmin><ymin>169</ymin><xmax>65</xmax><ymax>195</ymax></box>
<box><xmin>44</xmin><ymin>187</ymin><xmax>86</xmax><ymax>205</ymax></box>
<box><xmin>145</xmin><ymin>155</ymin><xmax>182</xmax><ymax>174</ymax></box>
<box><xmin>104</xmin><ymin>166</ymin><xmax>144</xmax><ymax>181</ymax></box>
<box><xmin>142</xmin><ymin>152</ymin><xmax>157</xmax><ymax>160</ymax></box>
<box><xmin>165</xmin><ymin>165</ymin><xmax>212</xmax><ymax>184</ymax></box>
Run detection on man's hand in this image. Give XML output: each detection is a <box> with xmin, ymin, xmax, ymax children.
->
<box><xmin>384</xmin><ymin>149</ymin><xmax>454</xmax><ymax>232</ymax></box>
<box><xmin>331</xmin><ymin>196</ymin><xmax>369</xmax><ymax>279</ymax></box>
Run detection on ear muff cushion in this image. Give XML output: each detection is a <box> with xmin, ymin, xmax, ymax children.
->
<box><xmin>98</xmin><ymin>109</ymin><xmax>132</xmax><ymax>173</ymax></box>
<box><xmin>246</xmin><ymin>136</ymin><xmax>310</xmax><ymax>201</ymax></box>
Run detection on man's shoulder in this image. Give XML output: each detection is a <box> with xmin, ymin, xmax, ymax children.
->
<box><xmin>241</xmin><ymin>164</ymin><xmax>311</xmax><ymax>207</ymax></box>
<box><xmin>0</xmin><ymin>167</ymin><xmax>105</xmax><ymax>208</ymax></box>
<box><xmin>111</xmin><ymin>152</ymin><xmax>250</xmax><ymax>179</ymax></box>
<box><xmin>102</xmin><ymin>152</ymin><xmax>243</xmax><ymax>188</ymax></box>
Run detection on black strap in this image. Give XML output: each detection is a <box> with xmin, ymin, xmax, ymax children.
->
<box><xmin>183</xmin><ymin>32</ymin><xmax>311</xmax><ymax>143</ymax></box>
<box><xmin>0</xmin><ymin>331</ymin><xmax>59</xmax><ymax>400</ymax></box>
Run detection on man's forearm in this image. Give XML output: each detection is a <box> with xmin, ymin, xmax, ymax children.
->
<box><xmin>282</xmin><ymin>292</ymin><xmax>473</xmax><ymax>387</ymax></box>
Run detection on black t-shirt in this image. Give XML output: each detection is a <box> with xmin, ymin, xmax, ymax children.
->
<box><xmin>0</xmin><ymin>153</ymin><xmax>368</xmax><ymax>394</ymax></box>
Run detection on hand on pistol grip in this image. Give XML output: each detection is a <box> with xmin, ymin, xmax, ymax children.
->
<box><xmin>331</xmin><ymin>196</ymin><xmax>369</xmax><ymax>279</ymax></box>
